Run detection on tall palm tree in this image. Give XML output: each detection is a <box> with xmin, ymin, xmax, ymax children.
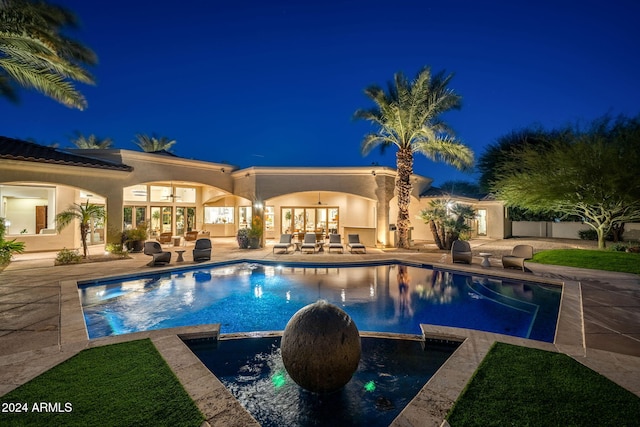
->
<box><xmin>0</xmin><ymin>0</ymin><xmax>96</xmax><ymax>109</ymax></box>
<box><xmin>354</xmin><ymin>66</ymin><xmax>474</xmax><ymax>248</ymax></box>
<box><xmin>55</xmin><ymin>201</ymin><xmax>105</xmax><ymax>258</ymax></box>
<box><xmin>134</xmin><ymin>133</ymin><xmax>177</xmax><ymax>152</ymax></box>
<box><xmin>70</xmin><ymin>132</ymin><xmax>113</xmax><ymax>149</ymax></box>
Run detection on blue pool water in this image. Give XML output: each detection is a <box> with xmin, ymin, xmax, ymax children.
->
<box><xmin>79</xmin><ymin>262</ymin><xmax>562</xmax><ymax>342</ymax></box>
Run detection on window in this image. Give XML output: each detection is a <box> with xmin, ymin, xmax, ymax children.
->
<box><xmin>124</xmin><ymin>185</ymin><xmax>148</xmax><ymax>202</ymax></box>
<box><xmin>477</xmin><ymin>209</ymin><xmax>487</xmax><ymax>236</ymax></box>
<box><xmin>239</xmin><ymin>206</ymin><xmax>252</xmax><ymax>228</ymax></box>
<box><xmin>0</xmin><ymin>185</ymin><xmax>56</xmax><ymax>235</ymax></box>
<box><xmin>204</xmin><ymin>207</ymin><xmax>234</xmax><ymax>224</ymax></box>
<box><xmin>150</xmin><ymin>185</ymin><xmax>172</xmax><ymax>202</ymax></box>
<box><xmin>284</xmin><ymin>207</ymin><xmax>339</xmax><ymax>236</ymax></box>
<box><xmin>265</xmin><ymin>206</ymin><xmax>274</xmax><ymax>231</ymax></box>
<box><xmin>175</xmin><ymin>187</ymin><xmax>196</xmax><ymax>203</ymax></box>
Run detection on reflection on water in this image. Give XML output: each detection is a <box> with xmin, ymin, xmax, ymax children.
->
<box><xmin>80</xmin><ymin>262</ymin><xmax>561</xmax><ymax>341</ymax></box>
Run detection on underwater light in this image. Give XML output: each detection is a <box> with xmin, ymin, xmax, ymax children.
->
<box><xmin>364</xmin><ymin>380</ymin><xmax>376</xmax><ymax>392</ymax></box>
<box><xmin>271</xmin><ymin>370</ymin><xmax>286</xmax><ymax>389</ymax></box>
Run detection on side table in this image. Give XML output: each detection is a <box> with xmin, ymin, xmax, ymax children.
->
<box><xmin>478</xmin><ymin>252</ymin><xmax>492</xmax><ymax>267</ymax></box>
<box><xmin>175</xmin><ymin>250</ymin><xmax>186</xmax><ymax>262</ymax></box>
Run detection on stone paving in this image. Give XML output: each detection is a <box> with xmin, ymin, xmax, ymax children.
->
<box><xmin>1</xmin><ymin>237</ymin><xmax>639</xmax><ymax>426</ymax></box>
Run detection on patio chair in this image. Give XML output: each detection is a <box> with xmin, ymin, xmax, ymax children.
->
<box><xmin>192</xmin><ymin>238</ymin><xmax>212</xmax><ymax>262</ymax></box>
<box><xmin>273</xmin><ymin>234</ymin><xmax>294</xmax><ymax>254</ymax></box>
<box><xmin>451</xmin><ymin>240</ymin><xmax>472</xmax><ymax>264</ymax></box>
<box><xmin>301</xmin><ymin>233</ymin><xmax>318</xmax><ymax>253</ymax></box>
<box><xmin>328</xmin><ymin>234</ymin><xmax>344</xmax><ymax>253</ymax></box>
<box><xmin>143</xmin><ymin>241</ymin><xmax>171</xmax><ymax>266</ymax></box>
<box><xmin>158</xmin><ymin>232</ymin><xmax>172</xmax><ymax>244</ymax></box>
<box><xmin>184</xmin><ymin>230</ymin><xmax>199</xmax><ymax>242</ymax></box>
<box><xmin>347</xmin><ymin>234</ymin><xmax>366</xmax><ymax>253</ymax></box>
<box><xmin>502</xmin><ymin>244</ymin><xmax>534</xmax><ymax>271</ymax></box>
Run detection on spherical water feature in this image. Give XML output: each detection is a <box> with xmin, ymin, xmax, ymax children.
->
<box><xmin>281</xmin><ymin>300</ymin><xmax>361</xmax><ymax>393</ymax></box>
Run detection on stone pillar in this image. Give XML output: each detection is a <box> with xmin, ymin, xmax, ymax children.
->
<box><xmin>374</xmin><ymin>175</ymin><xmax>394</xmax><ymax>247</ymax></box>
<box><xmin>104</xmin><ymin>188</ymin><xmax>124</xmax><ymax>245</ymax></box>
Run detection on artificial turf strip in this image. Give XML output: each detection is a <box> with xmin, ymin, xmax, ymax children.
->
<box><xmin>530</xmin><ymin>249</ymin><xmax>640</xmax><ymax>274</ymax></box>
<box><xmin>446</xmin><ymin>342</ymin><xmax>640</xmax><ymax>427</ymax></box>
<box><xmin>0</xmin><ymin>339</ymin><xmax>204</xmax><ymax>427</ymax></box>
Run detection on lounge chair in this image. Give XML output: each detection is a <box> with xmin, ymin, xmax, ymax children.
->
<box><xmin>143</xmin><ymin>241</ymin><xmax>171</xmax><ymax>266</ymax></box>
<box><xmin>273</xmin><ymin>234</ymin><xmax>294</xmax><ymax>254</ymax></box>
<box><xmin>451</xmin><ymin>240</ymin><xmax>472</xmax><ymax>264</ymax></box>
<box><xmin>502</xmin><ymin>244</ymin><xmax>534</xmax><ymax>271</ymax></box>
<box><xmin>184</xmin><ymin>230</ymin><xmax>199</xmax><ymax>242</ymax></box>
<box><xmin>158</xmin><ymin>232</ymin><xmax>172</xmax><ymax>244</ymax></box>
<box><xmin>328</xmin><ymin>234</ymin><xmax>344</xmax><ymax>253</ymax></box>
<box><xmin>301</xmin><ymin>233</ymin><xmax>318</xmax><ymax>253</ymax></box>
<box><xmin>347</xmin><ymin>234</ymin><xmax>366</xmax><ymax>253</ymax></box>
<box><xmin>193</xmin><ymin>238</ymin><xmax>212</xmax><ymax>262</ymax></box>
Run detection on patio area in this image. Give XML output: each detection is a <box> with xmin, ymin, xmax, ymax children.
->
<box><xmin>1</xmin><ymin>237</ymin><xmax>639</xmax><ymax>425</ymax></box>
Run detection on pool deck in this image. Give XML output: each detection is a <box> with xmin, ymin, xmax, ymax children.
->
<box><xmin>1</xmin><ymin>237</ymin><xmax>639</xmax><ymax>426</ymax></box>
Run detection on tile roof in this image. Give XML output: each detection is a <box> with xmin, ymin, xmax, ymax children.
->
<box><xmin>0</xmin><ymin>136</ymin><xmax>133</xmax><ymax>171</ymax></box>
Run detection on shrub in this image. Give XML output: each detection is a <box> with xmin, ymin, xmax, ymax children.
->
<box><xmin>608</xmin><ymin>243</ymin><xmax>630</xmax><ymax>252</ymax></box>
<box><xmin>55</xmin><ymin>248</ymin><xmax>82</xmax><ymax>265</ymax></box>
<box><xmin>578</xmin><ymin>229</ymin><xmax>598</xmax><ymax>240</ymax></box>
<box><xmin>105</xmin><ymin>242</ymin><xmax>128</xmax><ymax>256</ymax></box>
<box><xmin>0</xmin><ymin>239</ymin><xmax>25</xmax><ymax>266</ymax></box>
<box><xmin>236</xmin><ymin>228</ymin><xmax>249</xmax><ymax>249</ymax></box>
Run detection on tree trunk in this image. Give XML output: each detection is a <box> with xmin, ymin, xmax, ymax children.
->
<box><xmin>395</xmin><ymin>147</ymin><xmax>413</xmax><ymax>249</ymax></box>
<box><xmin>596</xmin><ymin>226</ymin><xmax>606</xmax><ymax>249</ymax></box>
<box><xmin>429</xmin><ymin>220</ymin><xmax>444</xmax><ymax>249</ymax></box>
<box><xmin>80</xmin><ymin>222</ymin><xmax>89</xmax><ymax>258</ymax></box>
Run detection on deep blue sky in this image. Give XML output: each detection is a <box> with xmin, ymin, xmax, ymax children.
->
<box><xmin>3</xmin><ymin>0</ymin><xmax>640</xmax><ymax>185</ymax></box>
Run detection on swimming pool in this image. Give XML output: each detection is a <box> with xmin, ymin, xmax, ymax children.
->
<box><xmin>79</xmin><ymin>261</ymin><xmax>562</xmax><ymax>342</ymax></box>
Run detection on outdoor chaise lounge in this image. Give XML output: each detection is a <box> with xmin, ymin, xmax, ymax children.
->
<box><xmin>502</xmin><ymin>244</ymin><xmax>534</xmax><ymax>271</ymax></box>
<box><xmin>301</xmin><ymin>233</ymin><xmax>318</xmax><ymax>253</ymax></box>
<box><xmin>273</xmin><ymin>234</ymin><xmax>294</xmax><ymax>253</ymax></box>
<box><xmin>328</xmin><ymin>234</ymin><xmax>344</xmax><ymax>253</ymax></box>
<box><xmin>347</xmin><ymin>234</ymin><xmax>366</xmax><ymax>253</ymax></box>
<box><xmin>193</xmin><ymin>238</ymin><xmax>212</xmax><ymax>262</ymax></box>
<box><xmin>143</xmin><ymin>241</ymin><xmax>171</xmax><ymax>266</ymax></box>
<box><xmin>451</xmin><ymin>239</ymin><xmax>472</xmax><ymax>264</ymax></box>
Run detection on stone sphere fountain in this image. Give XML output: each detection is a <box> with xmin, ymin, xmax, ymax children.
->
<box><xmin>281</xmin><ymin>300</ymin><xmax>361</xmax><ymax>393</ymax></box>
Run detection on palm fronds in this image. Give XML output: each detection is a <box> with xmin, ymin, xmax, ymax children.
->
<box><xmin>0</xmin><ymin>0</ymin><xmax>96</xmax><ymax>109</ymax></box>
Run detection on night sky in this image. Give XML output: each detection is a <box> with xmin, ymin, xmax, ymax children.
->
<box><xmin>3</xmin><ymin>0</ymin><xmax>639</xmax><ymax>185</ymax></box>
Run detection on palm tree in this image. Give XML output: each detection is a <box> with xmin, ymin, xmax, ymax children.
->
<box><xmin>0</xmin><ymin>0</ymin><xmax>97</xmax><ymax>109</ymax></box>
<box><xmin>354</xmin><ymin>66</ymin><xmax>474</xmax><ymax>248</ymax></box>
<box><xmin>55</xmin><ymin>201</ymin><xmax>105</xmax><ymax>258</ymax></box>
<box><xmin>70</xmin><ymin>132</ymin><xmax>113</xmax><ymax>149</ymax></box>
<box><xmin>134</xmin><ymin>133</ymin><xmax>177</xmax><ymax>152</ymax></box>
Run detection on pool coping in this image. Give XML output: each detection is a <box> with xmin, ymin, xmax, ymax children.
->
<box><xmin>61</xmin><ymin>260</ymin><xmax>580</xmax><ymax>426</ymax></box>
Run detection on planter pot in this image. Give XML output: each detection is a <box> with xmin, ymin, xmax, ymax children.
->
<box><xmin>248</xmin><ymin>237</ymin><xmax>261</xmax><ymax>249</ymax></box>
<box><xmin>126</xmin><ymin>240</ymin><xmax>144</xmax><ymax>253</ymax></box>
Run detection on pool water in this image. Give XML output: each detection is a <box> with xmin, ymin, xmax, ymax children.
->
<box><xmin>79</xmin><ymin>262</ymin><xmax>561</xmax><ymax>342</ymax></box>
<box><xmin>187</xmin><ymin>336</ymin><xmax>459</xmax><ymax>427</ymax></box>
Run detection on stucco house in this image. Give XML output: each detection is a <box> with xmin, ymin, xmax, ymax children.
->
<box><xmin>0</xmin><ymin>137</ymin><xmax>508</xmax><ymax>252</ymax></box>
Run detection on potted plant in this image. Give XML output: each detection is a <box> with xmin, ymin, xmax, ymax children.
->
<box><xmin>248</xmin><ymin>215</ymin><xmax>263</xmax><ymax>249</ymax></box>
<box><xmin>123</xmin><ymin>221</ymin><xmax>148</xmax><ymax>253</ymax></box>
<box><xmin>236</xmin><ymin>228</ymin><xmax>250</xmax><ymax>249</ymax></box>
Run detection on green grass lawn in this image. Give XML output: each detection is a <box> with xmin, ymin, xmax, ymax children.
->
<box><xmin>531</xmin><ymin>248</ymin><xmax>640</xmax><ymax>274</ymax></box>
<box><xmin>0</xmin><ymin>339</ymin><xmax>204</xmax><ymax>426</ymax></box>
<box><xmin>447</xmin><ymin>342</ymin><xmax>640</xmax><ymax>426</ymax></box>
